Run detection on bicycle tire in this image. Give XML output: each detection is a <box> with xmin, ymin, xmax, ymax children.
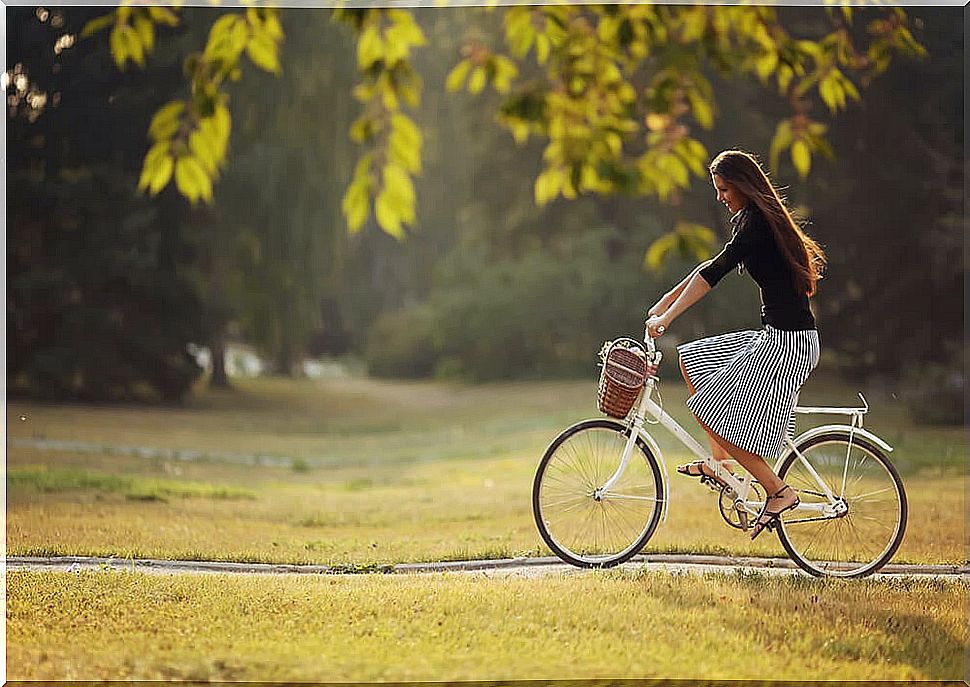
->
<box><xmin>777</xmin><ymin>431</ymin><xmax>908</xmax><ymax>578</ymax></box>
<box><xmin>532</xmin><ymin>419</ymin><xmax>665</xmax><ymax>568</ymax></box>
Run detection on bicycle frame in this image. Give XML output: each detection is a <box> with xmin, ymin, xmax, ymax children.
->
<box><xmin>598</xmin><ymin>331</ymin><xmax>894</xmax><ymax>525</ymax></box>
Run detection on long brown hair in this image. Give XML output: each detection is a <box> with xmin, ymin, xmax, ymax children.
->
<box><xmin>709</xmin><ymin>150</ymin><xmax>826</xmax><ymax>296</ymax></box>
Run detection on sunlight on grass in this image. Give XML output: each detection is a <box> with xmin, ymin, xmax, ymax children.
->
<box><xmin>7</xmin><ymin>373</ymin><xmax>966</xmax><ymax>566</ymax></box>
<box><xmin>7</xmin><ymin>570</ymin><xmax>966</xmax><ymax>681</ymax></box>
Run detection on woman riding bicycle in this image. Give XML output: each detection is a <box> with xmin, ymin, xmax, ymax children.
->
<box><xmin>645</xmin><ymin>149</ymin><xmax>826</xmax><ymax>540</ymax></box>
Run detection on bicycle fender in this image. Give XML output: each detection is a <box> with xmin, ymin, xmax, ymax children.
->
<box><xmin>789</xmin><ymin>424</ymin><xmax>894</xmax><ymax>453</ymax></box>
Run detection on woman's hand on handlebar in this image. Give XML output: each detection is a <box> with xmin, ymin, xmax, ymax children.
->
<box><xmin>645</xmin><ymin>315</ymin><xmax>669</xmax><ymax>339</ymax></box>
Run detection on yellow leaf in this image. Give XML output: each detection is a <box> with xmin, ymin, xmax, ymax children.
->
<box><xmin>189</xmin><ymin>129</ymin><xmax>219</xmax><ymax>175</ymax></box>
<box><xmin>264</xmin><ymin>12</ymin><xmax>284</xmax><ymax>41</ymax></box>
<box><xmin>445</xmin><ymin>60</ymin><xmax>470</xmax><ymax>92</ymax></box>
<box><xmin>148</xmin><ymin>6</ymin><xmax>180</xmax><ymax>27</ymax></box>
<box><xmin>149</xmin><ymin>154</ymin><xmax>174</xmax><ymax>195</ymax></box>
<box><xmin>791</xmin><ymin>139</ymin><xmax>811</xmax><ymax>178</ymax></box>
<box><xmin>110</xmin><ymin>25</ymin><xmax>141</xmax><ymax>69</ymax></box>
<box><xmin>148</xmin><ymin>100</ymin><xmax>184</xmax><ymax>141</ymax></box>
<box><xmin>687</xmin><ymin>91</ymin><xmax>713</xmax><ymax>129</ymax></box>
<box><xmin>534</xmin><ymin>168</ymin><xmax>562</xmax><ymax>206</ymax></box>
<box><xmin>382</xmin><ymin>163</ymin><xmax>416</xmax><ymax>209</ymax></box>
<box><xmin>357</xmin><ymin>24</ymin><xmax>383</xmax><ymax>70</ymax></box>
<box><xmin>81</xmin><ymin>13</ymin><xmax>114</xmax><ymax>39</ymax></box>
<box><xmin>375</xmin><ymin>190</ymin><xmax>405</xmax><ymax>240</ymax></box>
<box><xmin>536</xmin><ymin>34</ymin><xmax>550</xmax><ymax>64</ymax></box>
<box><xmin>644</xmin><ymin>233</ymin><xmax>678</xmax><ymax>272</ymax></box>
<box><xmin>134</xmin><ymin>16</ymin><xmax>155</xmax><ymax>53</ymax></box>
<box><xmin>769</xmin><ymin>119</ymin><xmax>793</xmax><ymax>171</ymax></box>
<box><xmin>342</xmin><ymin>178</ymin><xmax>370</xmax><ymax>233</ymax></box>
<box><xmin>246</xmin><ymin>31</ymin><xmax>281</xmax><ymax>74</ymax></box>
<box><xmin>468</xmin><ymin>67</ymin><xmax>486</xmax><ymax>95</ymax></box>
<box><xmin>175</xmin><ymin>155</ymin><xmax>212</xmax><ymax>204</ymax></box>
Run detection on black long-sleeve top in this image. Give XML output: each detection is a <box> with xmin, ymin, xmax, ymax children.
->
<box><xmin>699</xmin><ymin>204</ymin><xmax>816</xmax><ymax>331</ymax></box>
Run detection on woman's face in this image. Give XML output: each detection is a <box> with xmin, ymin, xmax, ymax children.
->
<box><xmin>712</xmin><ymin>174</ymin><xmax>746</xmax><ymax>214</ymax></box>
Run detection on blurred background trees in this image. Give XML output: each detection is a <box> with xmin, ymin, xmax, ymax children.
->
<box><xmin>6</xmin><ymin>6</ymin><xmax>963</xmax><ymax>423</ymax></box>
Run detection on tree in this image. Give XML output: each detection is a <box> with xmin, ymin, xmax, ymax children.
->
<box><xmin>7</xmin><ymin>6</ymin><xmax>209</xmax><ymax>402</ymax></box>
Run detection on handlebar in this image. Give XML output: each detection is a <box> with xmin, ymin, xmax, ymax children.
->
<box><xmin>643</xmin><ymin>324</ymin><xmax>658</xmax><ymax>354</ymax></box>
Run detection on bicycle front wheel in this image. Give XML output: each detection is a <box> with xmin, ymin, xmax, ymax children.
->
<box><xmin>777</xmin><ymin>432</ymin><xmax>907</xmax><ymax>578</ymax></box>
<box><xmin>532</xmin><ymin>419</ymin><xmax>665</xmax><ymax>568</ymax></box>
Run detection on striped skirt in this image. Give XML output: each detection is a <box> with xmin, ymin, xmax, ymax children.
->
<box><xmin>676</xmin><ymin>326</ymin><xmax>820</xmax><ymax>460</ymax></box>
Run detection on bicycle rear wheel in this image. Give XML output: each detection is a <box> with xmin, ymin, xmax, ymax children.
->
<box><xmin>777</xmin><ymin>432</ymin><xmax>907</xmax><ymax>578</ymax></box>
<box><xmin>532</xmin><ymin>419</ymin><xmax>665</xmax><ymax>568</ymax></box>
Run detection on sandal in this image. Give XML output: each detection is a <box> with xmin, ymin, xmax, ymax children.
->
<box><xmin>750</xmin><ymin>485</ymin><xmax>800</xmax><ymax>541</ymax></box>
<box><xmin>676</xmin><ymin>460</ymin><xmax>732</xmax><ymax>492</ymax></box>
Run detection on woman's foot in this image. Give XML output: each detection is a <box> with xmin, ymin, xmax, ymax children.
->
<box><xmin>750</xmin><ymin>484</ymin><xmax>800</xmax><ymax>540</ymax></box>
<box><xmin>676</xmin><ymin>460</ymin><xmax>732</xmax><ymax>491</ymax></box>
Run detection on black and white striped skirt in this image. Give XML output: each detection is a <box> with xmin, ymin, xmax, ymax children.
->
<box><xmin>676</xmin><ymin>326</ymin><xmax>820</xmax><ymax>459</ymax></box>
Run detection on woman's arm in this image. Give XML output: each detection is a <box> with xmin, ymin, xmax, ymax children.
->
<box><xmin>646</xmin><ymin>272</ymin><xmax>711</xmax><ymax>337</ymax></box>
<box><xmin>648</xmin><ymin>260</ymin><xmax>712</xmax><ymax>317</ymax></box>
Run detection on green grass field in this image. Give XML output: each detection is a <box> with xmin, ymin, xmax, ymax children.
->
<box><xmin>7</xmin><ymin>371</ymin><xmax>965</xmax><ymax>566</ymax></box>
<box><xmin>6</xmin><ymin>370</ymin><xmax>967</xmax><ymax>681</ymax></box>
<box><xmin>8</xmin><ymin>570</ymin><xmax>965</xmax><ymax>681</ymax></box>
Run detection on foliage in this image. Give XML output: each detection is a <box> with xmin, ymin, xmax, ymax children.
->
<box><xmin>79</xmin><ymin>5</ymin><xmax>925</xmax><ymax>262</ymax></box>
<box><xmin>334</xmin><ymin>8</ymin><xmax>426</xmax><ymax>240</ymax></box>
<box><xmin>384</xmin><ymin>228</ymin><xmax>660</xmax><ymax>381</ymax></box>
<box><xmin>364</xmin><ymin>306</ymin><xmax>438</xmax><ymax>379</ymax></box>
<box><xmin>83</xmin><ymin>6</ymin><xmax>283</xmax><ymax>204</ymax></box>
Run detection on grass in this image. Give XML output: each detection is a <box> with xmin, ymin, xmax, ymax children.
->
<box><xmin>7</xmin><ymin>570</ymin><xmax>966</xmax><ymax>681</ymax></box>
<box><xmin>7</xmin><ymin>370</ymin><xmax>966</xmax><ymax>566</ymax></box>
<box><xmin>9</xmin><ymin>466</ymin><xmax>256</xmax><ymax>502</ymax></box>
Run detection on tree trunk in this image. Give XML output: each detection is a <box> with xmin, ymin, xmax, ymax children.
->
<box><xmin>209</xmin><ymin>331</ymin><xmax>232</xmax><ymax>389</ymax></box>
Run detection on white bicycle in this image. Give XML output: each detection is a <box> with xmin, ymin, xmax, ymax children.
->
<box><xmin>532</xmin><ymin>327</ymin><xmax>908</xmax><ymax>578</ymax></box>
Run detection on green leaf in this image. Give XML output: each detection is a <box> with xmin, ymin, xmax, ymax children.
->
<box><xmin>148</xmin><ymin>100</ymin><xmax>185</xmax><ymax>141</ymax></box>
<box><xmin>246</xmin><ymin>31</ymin><xmax>281</xmax><ymax>74</ymax></box>
<box><xmin>81</xmin><ymin>13</ymin><xmax>115</xmax><ymax>39</ymax></box>
<box><xmin>445</xmin><ymin>60</ymin><xmax>471</xmax><ymax>92</ymax></box>
<box><xmin>790</xmin><ymin>139</ymin><xmax>811</xmax><ymax>178</ymax></box>
<box><xmin>174</xmin><ymin>155</ymin><xmax>213</xmax><ymax>204</ymax></box>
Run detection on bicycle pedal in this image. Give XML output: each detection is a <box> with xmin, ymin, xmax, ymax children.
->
<box><xmin>699</xmin><ymin>475</ymin><xmax>723</xmax><ymax>492</ymax></box>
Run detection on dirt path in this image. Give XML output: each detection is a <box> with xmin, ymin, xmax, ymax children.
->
<box><xmin>8</xmin><ymin>554</ymin><xmax>967</xmax><ymax>580</ymax></box>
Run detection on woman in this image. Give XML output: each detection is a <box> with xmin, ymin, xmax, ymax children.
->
<box><xmin>645</xmin><ymin>149</ymin><xmax>825</xmax><ymax>540</ymax></box>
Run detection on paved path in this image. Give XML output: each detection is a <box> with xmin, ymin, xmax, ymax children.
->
<box><xmin>8</xmin><ymin>554</ymin><xmax>967</xmax><ymax>580</ymax></box>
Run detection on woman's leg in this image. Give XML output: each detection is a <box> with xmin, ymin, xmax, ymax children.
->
<box><xmin>679</xmin><ymin>356</ymin><xmax>732</xmax><ymax>465</ymax></box>
<box><xmin>692</xmin><ymin>416</ymin><xmax>790</xmax><ymax>497</ymax></box>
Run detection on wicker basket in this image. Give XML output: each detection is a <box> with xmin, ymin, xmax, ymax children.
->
<box><xmin>597</xmin><ymin>338</ymin><xmax>648</xmax><ymax>418</ymax></box>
